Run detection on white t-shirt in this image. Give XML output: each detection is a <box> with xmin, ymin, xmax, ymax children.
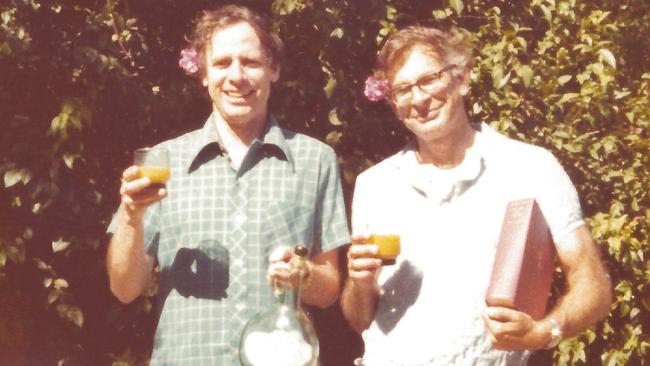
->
<box><xmin>352</xmin><ymin>123</ymin><xmax>584</xmax><ymax>366</ymax></box>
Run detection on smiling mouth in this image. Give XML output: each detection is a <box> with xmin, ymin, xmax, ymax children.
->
<box><xmin>224</xmin><ymin>90</ymin><xmax>255</xmax><ymax>100</ymax></box>
<box><xmin>412</xmin><ymin>104</ymin><xmax>444</xmax><ymax>122</ymax></box>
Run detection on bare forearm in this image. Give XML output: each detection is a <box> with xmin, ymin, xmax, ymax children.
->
<box><xmin>301</xmin><ymin>261</ymin><xmax>340</xmax><ymax>308</ymax></box>
<box><xmin>341</xmin><ymin>279</ymin><xmax>379</xmax><ymax>334</ymax></box>
<box><xmin>106</xmin><ymin>205</ymin><xmax>154</xmax><ymax>303</ymax></box>
<box><xmin>546</xmin><ymin>264</ymin><xmax>612</xmax><ymax>338</ymax></box>
<box><xmin>548</xmin><ymin>225</ymin><xmax>613</xmax><ymax>337</ymax></box>
<box><xmin>300</xmin><ymin>249</ymin><xmax>340</xmax><ymax>308</ymax></box>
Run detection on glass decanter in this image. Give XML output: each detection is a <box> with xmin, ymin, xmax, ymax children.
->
<box><xmin>239</xmin><ymin>245</ymin><xmax>319</xmax><ymax>366</ymax></box>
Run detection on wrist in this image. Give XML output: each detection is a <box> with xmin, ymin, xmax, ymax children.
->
<box><xmin>544</xmin><ymin>318</ymin><xmax>563</xmax><ymax>349</ymax></box>
<box><xmin>119</xmin><ymin>203</ymin><xmax>146</xmax><ymax>225</ymax></box>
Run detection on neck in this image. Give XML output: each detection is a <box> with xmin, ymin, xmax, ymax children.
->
<box><xmin>415</xmin><ymin>115</ymin><xmax>476</xmax><ymax>168</ymax></box>
<box><xmin>215</xmin><ymin>114</ymin><xmax>267</xmax><ymax>148</ymax></box>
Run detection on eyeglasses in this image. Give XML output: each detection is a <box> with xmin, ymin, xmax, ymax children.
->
<box><xmin>389</xmin><ymin>64</ymin><xmax>456</xmax><ymax>103</ymax></box>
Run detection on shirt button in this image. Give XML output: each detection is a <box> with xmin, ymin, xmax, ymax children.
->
<box><xmin>234</xmin><ymin>212</ymin><xmax>246</xmax><ymax>225</ymax></box>
<box><xmin>236</xmin><ymin>303</ymin><xmax>246</xmax><ymax>311</ymax></box>
<box><xmin>234</xmin><ymin>259</ymin><xmax>244</xmax><ymax>267</ymax></box>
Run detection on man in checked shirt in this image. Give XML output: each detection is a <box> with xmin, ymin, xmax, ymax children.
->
<box><xmin>106</xmin><ymin>4</ymin><xmax>350</xmax><ymax>365</ymax></box>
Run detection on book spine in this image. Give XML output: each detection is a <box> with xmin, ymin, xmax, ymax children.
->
<box><xmin>485</xmin><ymin>200</ymin><xmax>534</xmax><ymax>307</ymax></box>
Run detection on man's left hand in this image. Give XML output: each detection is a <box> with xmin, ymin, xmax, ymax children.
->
<box><xmin>483</xmin><ymin>306</ymin><xmax>550</xmax><ymax>350</ymax></box>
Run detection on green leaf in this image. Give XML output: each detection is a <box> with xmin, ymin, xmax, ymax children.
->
<box><xmin>558</xmin><ymin>93</ymin><xmax>579</xmax><ymax>104</ymax></box>
<box><xmin>54</xmin><ymin>278</ymin><xmax>69</xmax><ymax>289</ymax></box>
<box><xmin>449</xmin><ymin>0</ymin><xmax>464</xmax><ymax>14</ymax></box>
<box><xmin>323</xmin><ymin>77</ymin><xmax>337</xmax><ymax>99</ymax></box>
<box><xmin>517</xmin><ymin>65</ymin><xmax>533</xmax><ymax>87</ymax></box>
<box><xmin>52</xmin><ymin>238</ymin><xmax>71</xmax><ymax>253</ymax></box>
<box><xmin>330</xmin><ymin>27</ymin><xmax>343</xmax><ymax>39</ymax></box>
<box><xmin>4</xmin><ymin>168</ymin><xmax>32</xmax><ymax>187</ymax></box>
<box><xmin>68</xmin><ymin>307</ymin><xmax>84</xmax><ymax>328</ymax></box>
<box><xmin>328</xmin><ymin>108</ymin><xmax>342</xmax><ymax>126</ymax></box>
<box><xmin>598</xmin><ymin>49</ymin><xmax>616</xmax><ymax>69</ymax></box>
<box><xmin>326</xmin><ymin>131</ymin><xmax>342</xmax><ymax>146</ymax></box>
<box><xmin>558</xmin><ymin>75</ymin><xmax>572</xmax><ymax>85</ymax></box>
<box><xmin>63</xmin><ymin>153</ymin><xmax>76</xmax><ymax>169</ymax></box>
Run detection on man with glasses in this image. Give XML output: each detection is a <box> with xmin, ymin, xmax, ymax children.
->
<box><xmin>341</xmin><ymin>26</ymin><xmax>611</xmax><ymax>365</ymax></box>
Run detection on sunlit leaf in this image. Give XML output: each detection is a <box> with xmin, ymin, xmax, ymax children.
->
<box><xmin>449</xmin><ymin>0</ymin><xmax>464</xmax><ymax>15</ymax></box>
<box><xmin>328</xmin><ymin>108</ymin><xmax>342</xmax><ymax>126</ymax></box>
<box><xmin>598</xmin><ymin>49</ymin><xmax>616</xmax><ymax>69</ymax></box>
<box><xmin>52</xmin><ymin>238</ymin><xmax>71</xmax><ymax>253</ymax></box>
<box><xmin>4</xmin><ymin>168</ymin><xmax>32</xmax><ymax>187</ymax></box>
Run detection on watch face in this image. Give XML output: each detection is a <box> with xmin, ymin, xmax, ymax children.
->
<box><xmin>546</xmin><ymin>321</ymin><xmax>563</xmax><ymax>348</ymax></box>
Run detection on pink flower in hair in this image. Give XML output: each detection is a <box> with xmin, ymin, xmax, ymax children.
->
<box><xmin>364</xmin><ymin>76</ymin><xmax>390</xmax><ymax>102</ymax></box>
<box><xmin>179</xmin><ymin>48</ymin><xmax>199</xmax><ymax>74</ymax></box>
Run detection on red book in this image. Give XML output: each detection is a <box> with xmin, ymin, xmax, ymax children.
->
<box><xmin>485</xmin><ymin>198</ymin><xmax>556</xmax><ymax>320</ymax></box>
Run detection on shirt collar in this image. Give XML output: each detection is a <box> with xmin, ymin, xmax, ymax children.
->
<box><xmin>393</xmin><ymin>123</ymin><xmax>486</xmax><ymax>202</ymax></box>
<box><xmin>187</xmin><ymin>113</ymin><xmax>294</xmax><ymax>174</ymax></box>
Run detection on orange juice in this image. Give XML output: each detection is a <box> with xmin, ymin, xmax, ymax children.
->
<box><xmin>138</xmin><ymin>166</ymin><xmax>171</xmax><ymax>184</ymax></box>
<box><xmin>370</xmin><ymin>234</ymin><xmax>401</xmax><ymax>265</ymax></box>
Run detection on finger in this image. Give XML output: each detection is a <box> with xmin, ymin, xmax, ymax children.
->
<box><xmin>268</xmin><ymin>260</ymin><xmax>291</xmax><ymax>271</ymax></box>
<box><xmin>124</xmin><ymin>185</ymin><xmax>166</xmax><ymax>203</ymax></box>
<box><xmin>485</xmin><ymin>306</ymin><xmax>519</xmax><ymax>322</ymax></box>
<box><xmin>269</xmin><ymin>246</ymin><xmax>293</xmax><ymax>263</ymax></box>
<box><xmin>122</xmin><ymin>165</ymin><xmax>140</xmax><ymax>181</ymax></box>
<box><xmin>351</xmin><ymin>235</ymin><xmax>370</xmax><ymax>245</ymax></box>
<box><xmin>349</xmin><ymin>258</ymin><xmax>382</xmax><ymax>272</ymax></box>
<box><xmin>349</xmin><ymin>270</ymin><xmax>378</xmax><ymax>282</ymax></box>
<box><xmin>484</xmin><ymin>312</ymin><xmax>529</xmax><ymax>337</ymax></box>
<box><xmin>348</xmin><ymin>244</ymin><xmax>378</xmax><ymax>258</ymax></box>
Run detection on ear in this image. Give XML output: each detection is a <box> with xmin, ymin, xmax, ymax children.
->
<box><xmin>270</xmin><ymin>64</ymin><xmax>280</xmax><ymax>83</ymax></box>
<box><xmin>456</xmin><ymin>67</ymin><xmax>471</xmax><ymax>96</ymax></box>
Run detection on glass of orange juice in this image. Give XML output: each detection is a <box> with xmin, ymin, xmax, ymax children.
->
<box><xmin>134</xmin><ymin>147</ymin><xmax>171</xmax><ymax>188</ymax></box>
<box><xmin>369</xmin><ymin>234</ymin><xmax>400</xmax><ymax>266</ymax></box>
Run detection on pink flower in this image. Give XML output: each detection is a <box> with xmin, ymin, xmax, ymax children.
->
<box><xmin>178</xmin><ymin>48</ymin><xmax>198</xmax><ymax>74</ymax></box>
<box><xmin>364</xmin><ymin>76</ymin><xmax>390</xmax><ymax>102</ymax></box>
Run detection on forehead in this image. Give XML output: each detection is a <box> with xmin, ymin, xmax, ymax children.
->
<box><xmin>207</xmin><ymin>21</ymin><xmax>265</xmax><ymax>58</ymax></box>
<box><xmin>390</xmin><ymin>47</ymin><xmax>445</xmax><ymax>84</ymax></box>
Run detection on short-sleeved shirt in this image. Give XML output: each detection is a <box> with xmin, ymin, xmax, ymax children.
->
<box><xmin>109</xmin><ymin>114</ymin><xmax>350</xmax><ymax>365</ymax></box>
<box><xmin>352</xmin><ymin>123</ymin><xmax>583</xmax><ymax>366</ymax></box>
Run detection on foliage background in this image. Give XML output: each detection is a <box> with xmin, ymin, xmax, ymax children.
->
<box><xmin>1</xmin><ymin>0</ymin><xmax>648</xmax><ymax>365</ymax></box>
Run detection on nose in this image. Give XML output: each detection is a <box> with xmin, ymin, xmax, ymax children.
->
<box><xmin>409</xmin><ymin>86</ymin><xmax>431</xmax><ymax>112</ymax></box>
<box><xmin>226</xmin><ymin>61</ymin><xmax>244</xmax><ymax>82</ymax></box>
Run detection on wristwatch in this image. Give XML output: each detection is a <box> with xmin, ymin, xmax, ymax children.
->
<box><xmin>545</xmin><ymin>318</ymin><xmax>563</xmax><ymax>349</ymax></box>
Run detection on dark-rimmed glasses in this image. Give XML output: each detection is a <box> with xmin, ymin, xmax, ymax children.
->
<box><xmin>389</xmin><ymin>64</ymin><xmax>456</xmax><ymax>103</ymax></box>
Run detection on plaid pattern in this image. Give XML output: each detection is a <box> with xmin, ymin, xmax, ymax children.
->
<box><xmin>128</xmin><ymin>114</ymin><xmax>349</xmax><ymax>365</ymax></box>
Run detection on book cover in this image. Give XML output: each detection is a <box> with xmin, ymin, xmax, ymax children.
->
<box><xmin>485</xmin><ymin>198</ymin><xmax>556</xmax><ymax>320</ymax></box>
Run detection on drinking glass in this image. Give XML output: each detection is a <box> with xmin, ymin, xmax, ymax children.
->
<box><xmin>369</xmin><ymin>233</ymin><xmax>401</xmax><ymax>266</ymax></box>
<box><xmin>133</xmin><ymin>147</ymin><xmax>171</xmax><ymax>188</ymax></box>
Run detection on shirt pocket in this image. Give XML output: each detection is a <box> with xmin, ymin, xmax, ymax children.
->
<box><xmin>261</xmin><ymin>200</ymin><xmax>315</xmax><ymax>252</ymax></box>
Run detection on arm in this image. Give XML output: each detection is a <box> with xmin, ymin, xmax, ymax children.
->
<box><xmin>340</xmin><ymin>238</ymin><xmax>382</xmax><ymax>334</ymax></box>
<box><xmin>484</xmin><ymin>224</ymin><xmax>612</xmax><ymax>350</ymax></box>
<box><xmin>106</xmin><ymin>166</ymin><xmax>164</xmax><ymax>304</ymax></box>
<box><xmin>302</xmin><ymin>248</ymin><xmax>340</xmax><ymax>307</ymax></box>
<box><xmin>268</xmin><ymin>247</ymin><xmax>341</xmax><ymax>309</ymax></box>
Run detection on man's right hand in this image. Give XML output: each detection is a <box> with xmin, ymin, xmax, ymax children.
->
<box><xmin>119</xmin><ymin>165</ymin><xmax>167</xmax><ymax>218</ymax></box>
<box><xmin>347</xmin><ymin>236</ymin><xmax>382</xmax><ymax>290</ymax></box>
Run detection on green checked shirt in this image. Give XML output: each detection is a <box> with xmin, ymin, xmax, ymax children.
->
<box><xmin>111</xmin><ymin>114</ymin><xmax>350</xmax><ymax>365</ymax></box>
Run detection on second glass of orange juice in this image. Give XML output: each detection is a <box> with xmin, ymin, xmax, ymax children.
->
<box><xmin>369</xmin><ymin>234</ymin><xmax>401</xmax><ymax>266</ymax></box>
